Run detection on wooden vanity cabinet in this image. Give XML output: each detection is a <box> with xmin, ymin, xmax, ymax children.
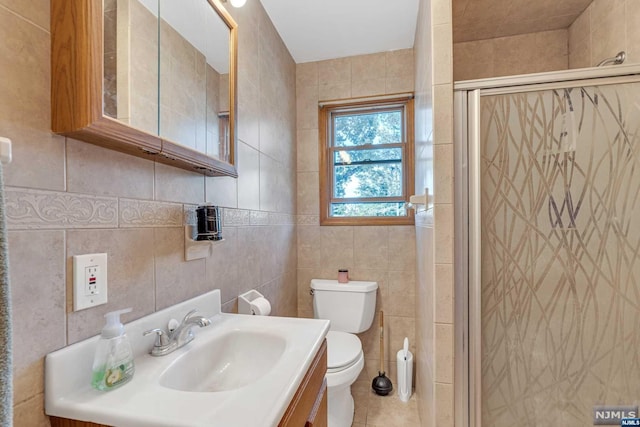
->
<box><xmin>50</xmin><ymin>339</ymin><xmax>328</xmax><ymax>427</ymax></box>
<box><xmin>278</xmin><ymin>339</ymin><xmax>327</xmax><ymax>427</ymax></box>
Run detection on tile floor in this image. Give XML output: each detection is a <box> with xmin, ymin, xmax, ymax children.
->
<box><xmin>351</xmin><ymin>363</ymin><xmax>420</xmax><ymax>427</ymax></box>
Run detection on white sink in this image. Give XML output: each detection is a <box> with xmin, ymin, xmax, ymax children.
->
<box><xmin>45</xmin><ymin>290</ymin><xmax>329</xmax><ymax>427</ymax></box>
<box><xmin>159</xmin><ymin>330</ymin><xmax>286</xmax><ymax>392</ymax></box>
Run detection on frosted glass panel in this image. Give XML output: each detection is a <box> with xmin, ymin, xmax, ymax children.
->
<box><xmin>480</xmin><ymin>83</ymin><xmax>640</xmax><ymax>426</ymax></box>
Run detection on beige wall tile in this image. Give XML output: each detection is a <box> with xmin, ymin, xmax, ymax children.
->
<box><xmin>238</xmin><ymin>77</ymin><xmax>260</xmax><ymax>149</ymax></box>
<box><xmin>14</xmin><ymin>359</ymin><xmax>43</xmax><ymax>406</ymax></box>
<box><xmin>297</xmin><ymin>129</ymin><xmax>319</xmax><ymax>172</ymax></box>
<box><xmin>435</xmin><ymin>323</ymin><xmax>454</xmax><ymax>383</ymax></box>
<box><xmin>237</xmin><ymin>142</ymin><xmax>261</xmax><ymax>211</ymax></box>
<box><xmin>154</xmin><ymin>227</ymin><xmax>208</xmax><ymax>310</ymax></box>
<box><xmin>154</xmin><ymin>163</ymin><xmax>205</xmax><ymax>205</ymax></box>
<box><xmin>435</xmin><ymin>263</ymin><xmax>453</xmax><ymax>324</ymax></box>
<box><xmin>318</xmin><ymin>57</ymin><xmax>351</xmax><ymax>86</ymax></box>
<box><xmin>435</xmin><ymin>382</ymin><xmax>454</xmax><ymax>425</ymax></box>
<box><xmin>351</xmin><ymin>52</ymin><xmax>386</xmax><ymax>81</ymax></box>
<box><xmin>10</xmin><ymin>231</ymin><xmax>65</xmax><ymax>395</ymax></box>
<box><xmin>434</xmin><ymin>204</ymin><xmax>454</xmax><ymax>264</ymax></box>
<box><xmin>318</xmin><ymin>82</ymin><xmax>351</xmax><ymax>101</ymax></box>
<box><xmin>591</xmin><ymin>1</ymin><xmax>626</xmax><ymax>67</ymax></box>
<box><xmin>297</xmin><ymin>172</ymin><xmax>319</xmax><ymax>215</ymax></box>
<box><xmin>0</xmin><ymin>6</ymin><xmax>65</xmax><ymax>191</ymax></box>
<box><xmin>320</xmin><ymin>226</ymin><xmax>354</xmax><ymax>271</ymax></box>
<box><xmin>432</xmin><ymin>23</ymin><xmax>453</xmax><ymax>85</ymax></box>
<box><xmin>627</xmin><ymin>0</ymin><xmax>640</xmax><ymax>65</ymax></box>
<box><xmin>433</xmin><ymin>84</ymin><xmax>453</xmax><ymax>144</ymax></box>
<box><xmin>434</xmin><ymin>143</ymin><xmax>453</xmax><ymax>204</ymax></box>
<box><xmin>296</xmin><ymin>84</ymin><xmax>319</xmax><ymax>130</ymax></box>
<box><xmin>296</xmin><ymin>61</ymin><xmax>318</xmax><ymax>88</ymax></box>
<box><xmin>66</xmin><ymin>228</ymin><xmax>156</xmax><ymax>343</ymax></box>
<box><xmin>386</xmin><ymin>49</ymin><xmax>414</xmax><ymax>79</ymax></box>
<box><xmin>235</xmin><ymin>225</ymin><xmax>261</xmax><ymax>290</ymax></box>
<box><xmin>453</xmin><ymin>40</ymin><xmax>495</xmax><ymax>81</ymax></box>
<box><xmin>67</xmin><ymin>139</ymin><xmax>155</xmax><ymax>199</ymax></box>
<box><xmin>388</xmin><ymin>225</ymin><xmax>416</xmax><ymax>271</ymax></box>
<box><xmin>432</xmin><ymin>0</ymin><xmax>452</xmax><ymax>26</ymax></box>
<box><xmin>352</xmin><ymin>78</ymin><xmax>387</xmax><ymax>98</ymax></box>
<box><xmin>14</xmin><ymin>394</ymin><xmax>48</xmax><ymax>427</ymax></box>
<box><xmin>259</xmin><ymin>154</ymin><xmax>280</xmax><ymax>212</ymax></box>
<box><xmin>205</xmin><ymin>226</ymin><xmax>240</xmax><ymax>302</ymax></box>
<box><xmin>297</xmin><ymin>225</ymin><xmax>321</xmax><ymax>269</ymax></box>
<box><xmin>354</xmin><ymin>226</ymin><xmax>389</xmax><ymax>271</ymax></box>
<box><xmin>205</xmin><ymin>176</ymin><xmax>238</xmax><ymax>208</ymax></box>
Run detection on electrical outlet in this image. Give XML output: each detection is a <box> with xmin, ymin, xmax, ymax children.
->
<box><xmin>73</xmin><ymin>253</ymin><xmax>108</xmax><ymax>311</ymax></box>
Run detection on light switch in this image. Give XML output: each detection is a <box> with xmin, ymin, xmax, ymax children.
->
<box><xmin>73</xmin><ymin>253</ymin><xmax>108</xmax><ymax>311</ymax></box>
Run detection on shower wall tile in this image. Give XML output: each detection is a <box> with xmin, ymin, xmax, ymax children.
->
<box><xmin>454</xmin><ymin>29</ymin><xmax>569</xmax><ymax>80</ymax></box>
<box><xmin>569</xmin><ymin>0</ymin><xmax>640</xmax><ymax>68</ymax></box>
<box><xmin>626</xmin><ymin>1</ymin><xmax>640</xmax><ymax>64</ymax></box>
<box><xmin>66</xmin><ymin>138</ymin><xmax>155</xmax><ymax>199</ymax></box>
<box><xmin>433</xmin><ymin>23</ymin><xmax>453</xmax><ymax>85</ymax></box>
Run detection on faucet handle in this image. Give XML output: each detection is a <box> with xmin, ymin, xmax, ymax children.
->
<box><xmin>143</xmin><ymin>328</ymin><xmax>169</xmax><ymax>348</ymax></box>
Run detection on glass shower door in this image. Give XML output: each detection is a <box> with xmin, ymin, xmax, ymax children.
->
<box><xmin>478</xmin><ymin>82</ymin><xmax>640</xmax><ymax>426</ymax></box>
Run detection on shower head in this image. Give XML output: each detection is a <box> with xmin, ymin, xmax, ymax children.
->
<box><xmin>597</xmin><ymin>51</ymin><xmax>626</xmax><ymax>67</ymax></box>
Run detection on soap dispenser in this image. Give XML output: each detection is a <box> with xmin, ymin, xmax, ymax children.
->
<box><xmin>91</xmin><ymin>308</ymin><xmax>135</xmax><ymax>391</ymax></box>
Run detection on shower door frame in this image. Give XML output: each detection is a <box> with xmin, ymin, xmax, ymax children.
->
<box><xmin>453</xmin><ymin>64</ymin><xmax>640</xmax><ymax>427</ymax></box>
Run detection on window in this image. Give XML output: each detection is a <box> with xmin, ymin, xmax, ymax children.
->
<box><xmin>319</xmin><ymin>97</ymin><xmax>414</xmax><ymax>225</ymax></box>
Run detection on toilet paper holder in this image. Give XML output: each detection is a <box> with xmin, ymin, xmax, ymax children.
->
<box><xmin>238</xmin><ymin>290</ymin><xmax>271</xmax><ymax>315</ymax></box>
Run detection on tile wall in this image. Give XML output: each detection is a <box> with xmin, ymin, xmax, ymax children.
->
<box><xmin>414</xmin><ymin>0</ymin><xmax>456</xmax><ymax>425</ymax></box>
<box><xmin>453</xmin><ymin>29</ymin><xmax>569</xmax><ymax>81</ymax></box>
<box><xmin>1</xmin><ymin>0</ymin><xmax>297</xmax><ymax>424</ymax></box>
<box><xmin>568</xmin><ymin>0</ymin><xmax>640</xmax><ymax>68</ymax></box>
<box><xmin>294</xmin><ymin>50</ymin><xmax>419</xmax><ymax>425</ymax></box>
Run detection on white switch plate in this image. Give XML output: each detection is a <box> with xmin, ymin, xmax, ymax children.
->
<box><xmin>73</xmin><ymin>253</ymin><xmax>108</xmax><ymax>311</ymax></box>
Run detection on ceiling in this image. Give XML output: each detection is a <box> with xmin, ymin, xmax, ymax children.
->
<box><xmin>453</xmin><ymin>0</ymin><xmax>594</xmax><ymax>42</ymax></box>
<box><xmin>259</xmin><ymin>0</ymin><xmax>594</xmax><ymax>63</ymax></box>
<box><xmin>259</xmin><ymin>0</ymin><xmax>419</xmax><ymax>64</ymax></box>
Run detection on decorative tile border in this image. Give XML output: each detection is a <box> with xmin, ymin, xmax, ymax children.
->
<box><xmin>183</xmin><ymin>204</ymin><xmax>197</xmax><ymax>226</ymax></box>
<box><xmin>6</xmin><ymin>188</ymin><xmax>118</xmax><ymax>230</ymax></box>
<box><xmin>223</xmin><ymin>208</ymin><xmax>250</xmax><ymax>226</ymax></box>
<box><xmin>297</xmin><ymin>214</ymin><xmax>319</xmax><ymax>225</ymax></box>
<box><xmin>119</xmin><ymin>199</ymin><xmax>183</xmax><ymax>227</ymax></box>
<box><xmin>250</xmin><ymin>211</ymin><xmax>269</xmax><ymax>226</ymax></box>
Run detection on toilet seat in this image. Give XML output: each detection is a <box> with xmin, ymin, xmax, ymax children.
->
<box><xmin>326</xmin><ymin>331</ymin><xmax>362</xmax><ymax>373</ymax></box>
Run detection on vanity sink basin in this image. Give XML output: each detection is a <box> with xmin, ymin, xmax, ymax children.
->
<box><xmin>45</xmin><ymin>290</ymin><xmax>330</xmax><ymax>427</ymax></box>
<box><xmin>159</xmin><ymin>331</ymin><xmax>286</xmax><ymax>392</ymax></box>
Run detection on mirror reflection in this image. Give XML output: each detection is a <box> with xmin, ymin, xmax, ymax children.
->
<box><xmin>103</xmin><ymin>0</ymin><xmax>231</xmax><ymax>162</ymax></box>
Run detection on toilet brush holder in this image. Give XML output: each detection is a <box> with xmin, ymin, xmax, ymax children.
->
<box><xmin>397</xmin><ymin>337</ymin><xmax>413</xmax><ymax>402</ymax></box>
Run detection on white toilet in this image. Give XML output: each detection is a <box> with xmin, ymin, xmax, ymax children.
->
<box><xmin>310</xmin><ymin>279</ymin><xmax>378</xmax><ymax>427</ymax></box>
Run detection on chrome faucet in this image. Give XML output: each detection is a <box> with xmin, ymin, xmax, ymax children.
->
<box><xmin>143</xmin><ymin>309</ymin><xmax>211</xmax><ymax>356</ymax></box>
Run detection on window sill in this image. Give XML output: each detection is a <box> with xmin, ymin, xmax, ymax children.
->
<box><xmin>319</xmin><ymin>216</ymin><xmax>415</xmax><ymax>226</ymax></box>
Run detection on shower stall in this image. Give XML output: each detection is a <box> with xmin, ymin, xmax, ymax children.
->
<box><xmin>454</xmin><ymin>65</ymin><xmax>640</xmax><ymax>427</ymax></box>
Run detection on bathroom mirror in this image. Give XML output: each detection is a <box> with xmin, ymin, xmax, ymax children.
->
<box><xmin>52</xmin><ymin>0</ymin><xmax>238</xmax><ymax>177</ymax></box>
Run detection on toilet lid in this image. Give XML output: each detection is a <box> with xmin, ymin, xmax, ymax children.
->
<box><xmin>326</xmin><ymin>331</ymin><xmax>362</xmax><ymax>370</ymax></box>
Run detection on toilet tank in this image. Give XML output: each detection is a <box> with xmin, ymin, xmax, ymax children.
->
<box><xmin>310</xmin><ymin>279</ymin><xmax>378</xmax><ymax>333</ymax></box>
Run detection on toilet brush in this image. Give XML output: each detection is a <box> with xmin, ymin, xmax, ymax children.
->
<box><xmin>372</xmin><ymin>310</ymin><xmax>393</xmax><ymax>396</ymax></box>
